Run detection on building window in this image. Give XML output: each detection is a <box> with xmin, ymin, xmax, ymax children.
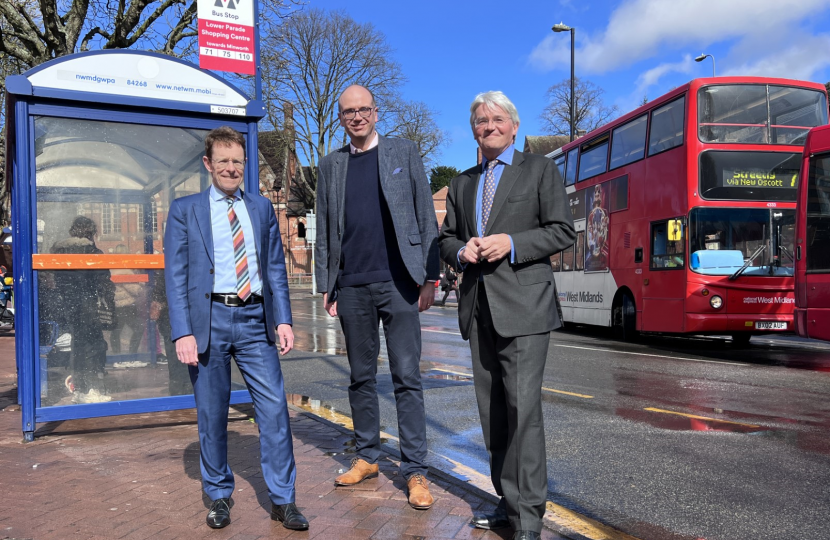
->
<box><xmin>297</xmin><ymin>222</ymin><xmax>306</xmax><ymax>238</ymax></box>
<box><xmin>102</xmin><ymin>204</ymin><xmax>121</xmax><ymax>234</ymax></box>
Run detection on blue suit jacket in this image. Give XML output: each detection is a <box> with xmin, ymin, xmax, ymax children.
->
<box><xmin>164</xmin><ymin>188</ymin><xmax>292</xmax><ymax>353</ymax></box>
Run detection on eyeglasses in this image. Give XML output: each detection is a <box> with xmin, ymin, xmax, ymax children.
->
<box><xmin>474</xmin><ymin>116</ymin><xmax>511</xmax><ymax>129</ymax></box>
<box><xmin>211</xmin><ymin>158</ymin><xmax>246</xmax><ymax>171</ymax></box>
<box><xmin>341</xmin><ymin>107</ymin><xmax>375</xmax><ymax>120</ymax></box>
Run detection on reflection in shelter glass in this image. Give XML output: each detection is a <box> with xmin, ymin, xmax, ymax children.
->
<box><xmin>33</xmin><ymin>118</ymin><xmax>247</xmax><ymax>406</ymax></box>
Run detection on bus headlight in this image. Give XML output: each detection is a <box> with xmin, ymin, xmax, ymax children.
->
<box><xmin>710</xmin><ymin>295</ymin><xmax>723</xmax><ymax>309</ymax></box>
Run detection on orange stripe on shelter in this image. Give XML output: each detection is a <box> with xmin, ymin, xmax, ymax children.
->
<box><xmin>33</xmin><ymin>255</ymin><xmax>165</xmax><ymax>270</ymax></box>
<box><xmin>110</xmin><ymin>274</ymin><xmax>150</xmax><ymax>283</ymax></box>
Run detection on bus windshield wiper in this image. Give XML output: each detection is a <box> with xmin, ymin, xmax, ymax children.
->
<box><xmin>729</xmin><ymin>245</ymin><xmax>767</xmax><ymax>281</ymax></box>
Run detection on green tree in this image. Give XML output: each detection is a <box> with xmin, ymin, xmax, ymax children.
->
<box><xmin>429</xmin><ymin>166</ymin><xmax>460</xmax><ymax>194</ymax></box>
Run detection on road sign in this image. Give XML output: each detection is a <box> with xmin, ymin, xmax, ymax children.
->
<box><xmin>197</xmin><ymin>0</ymin><xmax>256</xmax><ymax>75</ymax></box>
<box><xmin>306</xmin><ymin>212</ymin><xmax>316</xmax><ymax>244</ymax></box>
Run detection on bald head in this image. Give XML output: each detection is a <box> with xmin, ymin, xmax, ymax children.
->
<box><xmin>338</xmin><ymin>85</ymin><xmax>376</xmax><ymax>112</ymax></box>
<box><xmin>338</xmin><ymin>84</ymin><xmax>379</xmax><ymax>150</ymax></box>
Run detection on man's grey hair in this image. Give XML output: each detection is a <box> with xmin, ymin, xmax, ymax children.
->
<box><xmin>469</xmin><ymin>91</ymin><xmax>520</xmax><ymax>129</ymax></box>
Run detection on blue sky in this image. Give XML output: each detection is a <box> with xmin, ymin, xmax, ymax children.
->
<box><xmin>311</xmin><ymin>0</ymin><xmax>830</xmax><ymax>172</ymax></box>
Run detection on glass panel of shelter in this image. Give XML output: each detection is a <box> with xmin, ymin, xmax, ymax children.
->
<box><xmin>34</xmin><ymin>116</ymin><xmax>248</xmax><ymax>406</ymax></box>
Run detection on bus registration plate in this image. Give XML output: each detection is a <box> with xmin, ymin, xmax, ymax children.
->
<box><xmin>755</xmin><ymin>321</ymin><xmax>787</xmax><ymax>330</ymax></box>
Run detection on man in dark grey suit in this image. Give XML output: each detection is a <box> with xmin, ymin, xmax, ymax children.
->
<box><xmin>315</xmin><ymin>84</ymin><xmax>440</xmax><ymax>509</ymax></box>
<box><xmin>438</xmin><ymin>91</ymin><xmax>575</xmax><ymax>540</ymax></box>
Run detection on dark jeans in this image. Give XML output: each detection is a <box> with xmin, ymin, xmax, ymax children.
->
<box><xmin>337</xmin><ymin>280</ymin><xmax>428</xmax><ymax>478</ymax></box>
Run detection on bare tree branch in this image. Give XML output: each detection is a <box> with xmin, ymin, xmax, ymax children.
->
<box><xmin>540</xmin><ymin>77</ymin><xmax>619</xmax><ymax>137</ymax></box>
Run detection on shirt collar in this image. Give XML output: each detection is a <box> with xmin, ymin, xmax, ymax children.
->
<box><xmin>350</xmin><ymin>131</ymin><xmax>379</xmax><ymax>154</ymax></box>
<box><xmin>482</xmin><ymin>145</ymin><xmax>515</xmax><ymax>171</ymax></box>
<box><xmin>209</xmin><ymin>184</ymin><xmax>242</xmax><ymax>202</ymax></box>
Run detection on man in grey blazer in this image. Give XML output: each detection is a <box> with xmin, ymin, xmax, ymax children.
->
<box><xmin>315</xmin><ymin>85</ymin><xmax>440</xmax><ymax>509</ymax></box>
<box><xmin>438</xmin><ymin>91</ymin><xmax>575</xmax><ymax>540</ymax></box>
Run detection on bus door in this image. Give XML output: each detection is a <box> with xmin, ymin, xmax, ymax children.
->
<box><xmin>797</xmin><ymin>150</ymin><xmax>830</xmax><ymax>340</ymax></box>
<box><xmin>642</xmin><ymin>218</ymin><xmax>687</xmax><ymax>331</ymax></box>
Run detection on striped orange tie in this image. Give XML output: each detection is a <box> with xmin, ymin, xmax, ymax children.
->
<box><xmin>226</xmin><ymin>197</ymin><xmax>251</xmax><ymax>301</ymax></box>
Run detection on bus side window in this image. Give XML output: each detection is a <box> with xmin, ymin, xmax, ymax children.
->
<box><xmin>649</xmin><ymin>96</ymin><xmax>685</xmax><ymax>156</ymax></box>
<box><xmin>651</xmin><ymin>219</ymin><xmax>685</xmax><ymax>269</ymax></box>
<box><xmin>564</xmin><ymin>147</ymin><xmax>579</xmax><ymax>186</ymax></box>
<box><xmin>554</xmin><ymin>155</ymin><xmax>566</xmax><ymax>184</ymax></box>
<box><xmin>575</xmin><ymin>231</ymin><xmax>585</xmax><ymax>271</ymax></box>
<box><xmin>562</xmin><ymin>243</ymin><xmax>574</xmax><ymax>271</ymax></box>
<box><xmin>551</xmin><ymin>251</ymin><xmax>562</xmax><ymax>272</ymax></box>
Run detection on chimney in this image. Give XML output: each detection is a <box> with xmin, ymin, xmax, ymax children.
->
<box><xmin>284</xmin><ymin>101</ymin><xmax>297</xmax><ymax>178</ymax></box>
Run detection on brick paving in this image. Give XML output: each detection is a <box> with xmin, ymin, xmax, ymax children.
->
<box><xmin>0</xmin><ymin>333</ymin><xmax>566</xmax><ymax>540</ymax></box>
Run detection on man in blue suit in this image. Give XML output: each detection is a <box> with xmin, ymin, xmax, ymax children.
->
<box><xmin>164</xmin><ymin>126</ymin><xmax>308</xmax><ymax>531</ymax></box>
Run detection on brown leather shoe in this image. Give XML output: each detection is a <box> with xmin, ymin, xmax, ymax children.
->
<box><xmin>406</xmin><ymin>474</ymin><xmax>434</xmax><ymax>509</ymax></box>
<box><xmin>334</xmin><ymin>458</ymin><xmax>379</xmax><ymax>486</ymax></box>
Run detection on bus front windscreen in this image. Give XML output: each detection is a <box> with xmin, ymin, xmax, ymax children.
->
<box><xmin>689</xmin><ymin>207</ymin><xmax>795</xmax><ymax>276</ymax></box>
<box><xmin>699</xmin><ymin>151</ymin><xmax>801</xmax><ymax>201</ymax></box>
<box><xmin>698</xmin><ymin>84</ymin><xmax>827</xmax><ymax>145</ymax></box>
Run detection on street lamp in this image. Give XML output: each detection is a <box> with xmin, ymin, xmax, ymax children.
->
<box><xmin>552</xmin><ymin>22</ymin><xmax>575</xmax><ymax>142</ymax></box>
<box><xmin>695</xmin><ymin>53</ymin><xmax>715</xmax><ymax>77</ymax></box>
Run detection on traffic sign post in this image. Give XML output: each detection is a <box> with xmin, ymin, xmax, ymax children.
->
<box><xmin>306</xmin><ymin>212</ymin><xmax>316</xmax><ymax>295</ymax></box>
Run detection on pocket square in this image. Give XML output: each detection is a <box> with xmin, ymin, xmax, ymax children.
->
<box><xmin>393</xmin><ymin>167</ymin><xmax>403</xmax><ymax>174</ymax></box>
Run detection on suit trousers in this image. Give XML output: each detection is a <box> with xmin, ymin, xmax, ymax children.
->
<box><xmin>191</xmin><ymin>300</ymin><xmax>296</xmax><ymax>505</ymax></box>
<box><xmin>337</xmin><ymin>280</ymin><xmax>428</xmax><ymax>478</ymax></box>
<box><xmin>470</xmin><ymin>284</ymin><xmax>549</xmax><ymax>534</ymax></box>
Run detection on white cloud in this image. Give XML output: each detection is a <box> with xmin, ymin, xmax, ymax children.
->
<box><xmin>634</xmin><ymin>55</ymin><xmax>695</xmax><ymax>94</ymax></box>
<box><xmin>723</xmin><ymin>35</ymin><xmax>830</xmax><ymax>80</ymax></box>
<box><xmin>529</xmin><ymin>0</ymin><xmax>830</xmax><ymax>76</ymax></box>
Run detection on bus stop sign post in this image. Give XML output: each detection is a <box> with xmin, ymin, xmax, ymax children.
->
<box><xmin>306</xmin><ymin>212</ymin><xmax>316</xmax><ymax>295</ymax></box>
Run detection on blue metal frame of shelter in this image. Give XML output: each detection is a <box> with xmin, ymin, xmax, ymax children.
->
<box><xmin>6</xmin><ymin>51</ymin><xmax>266</xmax><ymax>441</ymax></box>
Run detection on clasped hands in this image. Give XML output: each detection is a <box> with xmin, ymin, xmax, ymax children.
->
<box><xmin>460</xmin><ymin>234</ymin><xmax>511</xmax><ymax>265</ymax></box>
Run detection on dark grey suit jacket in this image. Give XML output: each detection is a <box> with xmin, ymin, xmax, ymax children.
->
<box><xmin>438</xmin><ymin>150</ymin><xmax>576</xmax><ymax>340</ymax></box>
<box><xmin>315</xmin><ymin>135</ymin><xmax>440</xmax><ymax>298</ymax></box>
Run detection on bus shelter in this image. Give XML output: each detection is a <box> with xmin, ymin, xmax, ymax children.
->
<box><xmin>5</xmin><ymin>50</ymin><xmax>265</xmax><ymax>440</ymax></box>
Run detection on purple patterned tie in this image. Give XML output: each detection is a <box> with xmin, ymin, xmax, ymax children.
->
<box><xmin>481</xmin><ymin>159</ymin><xmax>498</xmax><ymax>232</ymax></box>
<box><xmin>226</xmin><ymin>197</ymin><xmax>252</xmax><ymax>301</ymax></box>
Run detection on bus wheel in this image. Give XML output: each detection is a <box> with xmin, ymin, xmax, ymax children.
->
<box><xmin>731</xmin><ymin>334</ymin><xmax>751</xmax><ymax>347</ymax></box>
<box><xmin>613</xmin><ymin>292</ymin><xmax>638</xmax><ymax>341</ymax></box>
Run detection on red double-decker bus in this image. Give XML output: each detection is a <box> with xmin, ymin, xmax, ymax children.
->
<box><xmin>794</xmin><ymin>124</ymin><xmax>830</xmax><ymax>342</ymax></box>
<box><xmin>547</xmin><ymin>77</ymin><xmax>827</xmax><ymax>343</ymax></box>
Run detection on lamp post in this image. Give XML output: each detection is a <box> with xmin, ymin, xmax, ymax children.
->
<box><xmin>695</xmin><ymin>53</ymin><xmax>715</xmax><ymax>77</ymax></box>
<box><xmin>552</xmin><ymin>22</ymin><xmax>575</xmax><ymax>142</ymax></box>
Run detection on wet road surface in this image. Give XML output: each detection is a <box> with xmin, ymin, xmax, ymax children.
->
<box><xmin>282</xmin><ymin>292</ymin><xmax>830</xmax><ymax>540</ymax></box>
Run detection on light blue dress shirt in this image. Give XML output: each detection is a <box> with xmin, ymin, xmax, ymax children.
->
<box><xmin>458</xmin><ymin>145</ymin><xmax>516</xmax><ymax>267</ymax></box>
<box><xmin>209</xmin><ymin>184</ymin><xmax>263</xmax><ymax>295</ymax></box>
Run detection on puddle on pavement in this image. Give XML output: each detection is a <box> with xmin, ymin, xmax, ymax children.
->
<box><xmin>423</xmin><ymin>370</ymin><xmax>472</xmax><ymax>382</ymax></box>
<box><xmin>618</xmin><ymin>407</ymin><xmax>771</xmax><ymax>433</ymax></box>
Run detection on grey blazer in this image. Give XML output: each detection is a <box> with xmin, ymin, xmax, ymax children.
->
<box><xmin>314</xmin><ymin>135</ymin><xmax>440</xmax><ymax>298</ymax></box>
<box><xmin>438</xmin><ymin>150</ymin><xmax>576</xmax><ymax>340</ymax></box>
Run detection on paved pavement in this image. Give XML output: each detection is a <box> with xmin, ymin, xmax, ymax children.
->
<box><xmin>0</xmin><ymin>331</ymin><xmax>566</xmax><ymax>540</ymax></box>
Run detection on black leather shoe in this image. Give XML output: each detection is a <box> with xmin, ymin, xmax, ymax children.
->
<box><xmin>512</xmin><ymin>532</ymin><xmax>541</xmax><ymax>540</ymax></box>
<box><xmin>271</xmin><ymin>502</ymin><xmax>309</xmax><ymax>530</ymax></box>
<box><xmin>206</xmin><ymin>498</ymin><xmax>231</xmax><ymax>529</ymax></box>
<box><xmin>471</xmin><ymin>509</ymin><xmax>509</xmax><ymax>530</ymax></box>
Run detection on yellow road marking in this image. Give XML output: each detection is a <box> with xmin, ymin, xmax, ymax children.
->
<box><xmin>543</xmin><ymin>387</ymin><xmax>594</xmax><ymax>399</ymax></box>
<box><xmin>644</xmin><ymin>407</ymin><xmax>760</xmax><ymax>428</ymax></box>
<box><xmin>545</xmin><ymin>501</ymin><xmax>643</xmax><ymax>540</ymax></box>
<box><xmin>432</xmin><ymin>367</ymin><xmax>473</xmax><ymax>377</ymax></box>
<box><xmin>289</xmin><ymin>391</ymin><xmax>641</xmax><ymax>540</ymax></box>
